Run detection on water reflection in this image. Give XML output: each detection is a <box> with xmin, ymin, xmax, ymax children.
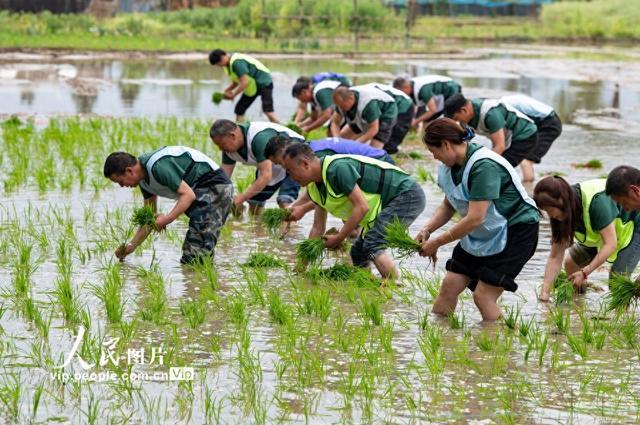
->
<box><xmin>0</xmin><ymin>52</ymin><xmax>638</xmax><ymax>126</ymax></box>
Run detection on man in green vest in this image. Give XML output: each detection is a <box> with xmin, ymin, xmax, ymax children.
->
<box><xmin>209</xmin><ymin>49</ymin><xmax>279</xmax><ymax>123</ymax></box>
<box><xmin>103</xmin><ymin>147</ymin><xmax>233</xmax><ymax>264</ymax></box>
<box><xmin>606</xmin><ymin>166</ymin><xmax>640</xmax><ymax>213</ymax></box>
<box><xmin>209</xmin><ymin>119</ymin><xmax>304</xmax><ymax>216</ymax></box>
<box><xmin>392</xmin><ymin>75</ymin><xmax>462</xmax><ymax>127</ymax></box>
<box><xmin>444</xmin><ymin>93</ymin><xmax>538</xmax><ymax>172</ymax></box>
<box><xmin>282</xmin><ymin>143</ymin><xmax>426</xmax><ymax>278</ymax></box>
<box><xmin>291</xmin><ymin>77</ymin><xmax>347</xmax><ymax>133</ymax></box>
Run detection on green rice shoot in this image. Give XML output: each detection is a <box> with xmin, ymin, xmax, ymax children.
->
<box><xmin>296</xmin><ymin>237</ymin><xmax>325</xmax><ymax>266</ymax></box>
<box><xmin>383</xmin><ymin>218</ymin><xmax>421</xmax><ymax>259</ymax></box>
<box><xmin>212</xmin><ymin>91</ymin><xmax>224</xmax><ymax>104</ymax></box>
<box><xmin>132</xmin><ymin>205</ymin><xmax>156</xmax><ymax>230</ymax></box>
<box><xmin>285</xmin><ymin>121</ymin><xmax>304</xmax><ymax>135</ymax></box>
<box><xmin>243</xmin><ymin>252</ymin><xmax>285</xmax><ymax>268</ymax></box>
<box><xmin>260</xmin><ymin>208</ymin><xmax>290</xmax><ymax>232</ymax></box>
<box><xmin>572</xmin><ymin>159</ymin><xmax>603</xmax><ymax>169</ymax></box>
<box><xmin>310</xmin><ymin>263</ymin><xmax>379</xmax><ymax>287</ymax></box>
<box><xmin>605</xmin><ymin>274</ymin><xmax>640</xmax><ymax>311</ymax></box>
<box><xmin>552</xmin><ymin>270</ymin><xmax>574</xmax><ymax>305</ymax></box>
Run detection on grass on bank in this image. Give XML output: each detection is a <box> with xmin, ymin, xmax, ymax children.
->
<box><xmin>0</xmin><ymin>0</ymin><xmax>638</xmax><ymax>53</ymax></box>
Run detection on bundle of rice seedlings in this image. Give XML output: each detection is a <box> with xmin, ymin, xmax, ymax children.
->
<box><xmin>605</xmin><ymin>274</ymin><xmax>640</xmax><ymax>311</ymax></box>
<box><xmin>316</xmin><ymin>263</ymin><xmax>379</xmax><ymax>287</ymax></box>
<box><xmin>572</xmin><ymin>159</ymin><xmax>603</xmax><ymax>169</ymax></box>
<box><xmin>243</xmin><ymin>252</ymin><xmax>285</xmax><ymax>268</ymax></box>
<box><xmin>211</xmin><ymin>92</ymin><xmax>224</xmax><ymax>104</ymax></box>
<box><xmin>285</xmin><ymin>122</ymin><xmax>304</xmax><ymax>135</ymax></box>
<box><xmin>383</xmin><ymin>218</ymin><xmax>421</xmax><ymax>258</ymax></box>
<box><xmin>132</xmin><ymin>206</ymin><xmax>157</xmax><ymax>230</ymax></box>
<box><xmin>260</xmin><ymin>208</ymin><xmax>290</xmax><ymax>232</ymax></box>
<box><xmin>552</xmin><ymin>271</ymin><xmax>574</xmax><ymax>305</ymax></box>
<box><xmin>295</xmin><ymin>237</ymin><xmax>325</xmax><ymax>266</ymax></box>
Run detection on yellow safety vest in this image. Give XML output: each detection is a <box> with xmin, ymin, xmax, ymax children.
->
<box><xmin>306</xmin><ymin>154</ymin><xmax>409</xmax><ymax>231</ymax></box>
<box><xmin>575</xmin><ymin>179</ymin><xmax>635</xmax><ymax>262</ymax></box>
<box><xmin>224</xmin><ymin>53</ymin><xmax>271</xmax><ymax>97</ymax></box>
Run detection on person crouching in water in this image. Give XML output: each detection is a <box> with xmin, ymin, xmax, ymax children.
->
<box><xmin>104</xmin><ymin>147</ymin><xmax>233</xmax><ymax>264</ymax></box>
<box><xmin>282</xmin><ymin>143</ymin><xmax>425</xmax><ymax>279</ymax></box>
<box><xmin>416</xmin><ymin>118</ymin><xmax>539</xmax><ymax>321</ymax></box>
<box><xmin>533</xmin><ymin>175</ymin><xmax>640</xmax><ymax>301</ymax></box>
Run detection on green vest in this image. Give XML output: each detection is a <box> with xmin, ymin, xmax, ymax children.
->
<box><xmin>575</xmin><ymin>179</ymin><xmax>634</xmax><ymax>262</ymax></box>
<box><xmin>224</xmin><ymin>53</ymin><xmax>271</xmax><ymax>97</ymax></box>
<box><xmin>306</xmin><ymin>154</ymin><xmax>409</xmax><ymax>231</ymax></box>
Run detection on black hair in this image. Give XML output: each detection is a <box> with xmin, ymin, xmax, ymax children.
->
<box><xmin>208</xmin><ymin>49</ymin><xmax>226</xmax><ymax>65</ymax></box>
<box><xmin>422</xmin><ymin>118</ymin><xmax>475</xmax><ymax>148</ymax></box>
<box><xmin>209</xmin><ymin>119</ymin><xmax>238</xmax><ymax>138</ymax></box>
<box><xmin>296</xmin><ymin>76</ymin><xmax>312</xmax><ymax>85</ymax></box>
<box><xmin>104</xmin><ymin>152</ymin><xmax>137</xmax><ymax>177</ymax></box>
<box><xmin>444</xmin><ymin>93</ymin><xmax>469</xmax><ymax>118</ymax></box>
<box><xmin>284</xmin><ymin>142</ymin><xmax>316</xmax><ymax>162</ymax></box>
<box><xmin>291</xmin><ymin>80</ymin><xmax>312</xmax><ymax>98</ymax></box>
<box><xmin>606</xmin><ymin>165</ymin><xmax>640</xmax><ymax>196</ymax></box>
<box><xmin>265</xmin><ymin>135</ymin><xmax>294</xmax><ymax>159</ymax></box>
<box><xmin>392</xmin><ymin>76</ymin><xmax>409</xmax><ymax>90</ymax></box>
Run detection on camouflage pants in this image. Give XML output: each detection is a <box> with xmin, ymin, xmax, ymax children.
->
<box><xmin>180</xmin><ymin>183</ymin><xmax>234</xmax><ymax>264</ymax></box>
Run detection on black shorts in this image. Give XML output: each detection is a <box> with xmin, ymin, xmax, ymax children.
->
<box><xmin>502</xmin><ymin>131</ymin><xmax>538</xmax><ymax>167</ymax></box>
<box><xmin>445</xmin><ymin>222</ymin><xmax>539</xmax><ymax>292</ymax></box>
<box><xmin>234</xmin><ymin>83</ymin><xmax>275</xmax><ymax>115</ymax></box>
<box><xmin>525</xmin><ymin>113</ymin><xmax>562</xmax><ymax>163</ymax></box>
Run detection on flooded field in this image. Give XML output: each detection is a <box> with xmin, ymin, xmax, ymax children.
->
<box><xmin>1</xmin><ymin>45</ymin><xmax>640</xmax><ymax>424</ymax></box>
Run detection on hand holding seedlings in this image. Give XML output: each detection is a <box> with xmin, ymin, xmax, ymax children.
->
<box><xmin>223</xmin><ymin>90</ymin><xmax>235</xmax><ymax>100</ymax></box>
<box><xmin>154</xmin><ymin>213</ymin><xmax>172</xmax><ymax>231</ymax></box>
<box><xmin>323</xmin><ymin>233</ymin><xmax>344</xmax><ymax>250</ymax></box>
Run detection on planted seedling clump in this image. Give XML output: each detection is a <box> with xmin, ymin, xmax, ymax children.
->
<box><xmin>383</xmin><ymin>218</ymin><xmax>421</xmax><ymax>258</ymax></box>
<box><xmin>243</xmin><ymin>252</ymin><xmax>285</xmax><ymax>268</ymax></box>
<box><xmin>285</xmin><ymin>122</ymin><xmax>304</xmax><ymax>135</ymax></box>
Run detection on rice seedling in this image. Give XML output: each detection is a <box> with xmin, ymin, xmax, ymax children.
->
<box><xmin>179</xmin><ymin>299</ymin><xmax>207</xmax><ymax>329</ymax></box>
<box><xmin>298</xmin><ymin>286</ymin><xmax>332</xmax><ymax>322</ymax></box>
<box><xmin>90</xmin><ymin>263</ymin><xmax>125</xmax><ymax>323</ymax></box>
<box><xmin>605</xmin><ymin>274</ymin><xmax>640</xmax><ymax>311</ymax></box>
<box><xmin>285</xmin><ymin>122</ymin><xmax>304</xmax><ymax>135</ymax></box>
<box><xmin>226</xmin><ymin>293</ymin><xmax>247</xmax><ymax>326</ymax></box>
<box><xmin>260</xmin><ymin>207</ymin><xmax>290</xmax><ymax>233</ymax></box>
<box><xmin>550</xmin><ymin>307</ymin><xmax>570</xmax><ymax>334</ymax></box>
<box><xmin>268</xmin><ymin>289</ymin><xmax>293</xmax><ymax>326</ymax></box>
<box><xmin>359</xmin><ymin>295</ymin><xmax>383</xmax><ymax>326</ymax></box>
<box><xmin>243</xmin><ymin>252</ymin><xmax>285</xmax><ymax>268</ymax></box>
<box><xmin>618</xmin><ymin>315</ymin><xmax>639</xmax><ymax>348</ymax></box>
<box><xmin>295</xmin><ymin>237</ymin><xmax>325</xmax><ymax>268</ymax></box>
<box><xmin>415</xmin><ymin>165</ymin><xmax>436</xmax><ymax>184</ymax></box>
<box><xmin>211</xmin><ymin>91</ymin><xmax>224</xmax><ymax>104</ymax></box>
<box><xmin>31</xmin><ymin>381</ymin><xmax>44</xmax><ymax>420</ymax></box>
<box><xmin>572</xmin><ymin>159</ymin><xmax>603</xmax><ymax>169</ymax></box>
<box><xmin>566</xmin><ymin>332</ymin><xmax>588</xmax><ymax>359</ymax></box>
<box><xmin>189</xmin><ymin>254</ymin><xmax>219</xmax><ymax>295</ymax></box>
<box><xmin>518</xmin><ymin>316</ymin><xmax>536</xmax><ymax>338</ymax></box>
<box><xmin>131</xmin><ymin>205</ymin><xmax>156</xmax><ymax>229</ymax></box>
<box><xmin>383</xmin><ymin>218</ymin><xmax>421</xmax><ymax>259</ymax></box>
<box><xmin>552</xmin><ymin>271</ymin><xmax>574</xmax><ymax>305</ymax></box>
<box><xmin>0</xmin><ymin>371</ymin><xmax>21</xmax><ymax>421</ymax></box>
<box><xmin>476</xmin><ymin>330</ymin><xmax>494</xmax><ymax>352</ymax></box>
<box><xmin>309</xmin><ymin>263</ymin><xmax>379</xmax><ymax>287</ymax></box>
<box><xmin>241</xmin><ymin>267</ymin><xmax>266</xmax><ymax>307</ymax></box>
<box><xmin>448</xmin><ymin>311</ymin><xmax>465</xmax><ymax>330</ymax></box>
<box><xmin>503</xmin><ymin>304</ymin><xmax>520</xmax><ymax>330</ymax></box>
<box><xmin>379</xmin><ymin>320</ymin><xmax>394</xmax><ymax>354</ymax></box>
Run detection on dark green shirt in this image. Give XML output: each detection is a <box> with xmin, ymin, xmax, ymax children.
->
<box><xmin>230</xmin><ymin>57</ymin><xmax>272</xmax><ymax>89</ymax></box>
<box><xmin>377</xmin><ymin>87</ymin><xmax>413</xmax><ymax>114</ymax></box>
<box><xmin>450</xmin><ymin>143</ymin><xmax>539</xmax><ymax>226</ymax></box>
<box><xmin>470</xmin><ymin>98</ymin><xmax>537</xmax><ymax>142</ymax></box>
<box><xmin>139</xmin><ymin>148</ymin><xmax>214</xmax><ymax>199</ymax></box>
<box><xmin>222</xmin><ymin>123</ymin><xmax>304</xmax><ymax>165</ymax></box>
<box><xmin>314</xmin><ymin>87</ymin><xmax>335</xmax><ymax>111</ymax></box>
<box><xmin>416</xmin><ymin>80</ymin><xmax>460</xmax><ymax>105</ymax></box>
<box><xmin>317</xmin><ymin>156</ymin><xmax>415</xmax><ymax>207</ymax></box>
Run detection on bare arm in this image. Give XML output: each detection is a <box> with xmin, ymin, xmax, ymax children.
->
<box><xmin>412</xmin><ymin>98</ymin><xmax>437</xmax><ymax>126</ymax></box>
<box><xmin>303</xmin><ymin>108</ymin><xmax>334</xmax><ymax>132</ymax></box>
<box><xmin>356</xmin><ymin>119</ymin><xmax>379</xmax><ymax>144</ymax></box>
<box><xmin>329</xmin><ymin>111</ymin><xmax>342</xmax><ymax>137</ymax></box>
<box><xmin>156</xmin><ymin>181</ymin><xmax>196</xmax><ymax>229</ymax></box>
<box><xmin>221</xmin><ymin>163</ymin><xmax>235</xmax><ymax>178</ymax></box>
<box><xmin>237</xmin><ymin>160</ymin><xmax>272</xmax><ymax>203</ymax></box>
<box><xmin>309</xmin><ymin>206</ymin><xmax>328</xmax><ymax>238</ymax></box>
<box><xmin>540</xmin><ymin>241</ymin><xmax>567</xmax><ymax>301</ymax></box>
<box><xmin>230</xmin><ymin>74</ymin><xmax>249</xmax><ymax>98</ymax></box>
<box><xmin>489</xmin><ymin>129</ymin><xmax>506</xmax><ymax>155</ymax></box>
<box><xmin>416</xmin><ymin>197</ymin><xmax>455</xmax><ymax>242</ymax></box>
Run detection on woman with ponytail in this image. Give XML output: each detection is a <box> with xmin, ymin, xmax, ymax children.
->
<box><xmin>533</xmin><ymin>175</ymin><xmax>640</xmax><ymax>301</ymax></box>
<box><xmin>416</xmin><ymin>118</ymin><xmax>540</xmax><ymax>321</ymax></box>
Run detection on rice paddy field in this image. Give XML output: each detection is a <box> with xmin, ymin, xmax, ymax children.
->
<box><xmin>2</xmin><ymin>45</ymin><xmax>640</xmax><ymax>424</ymax></box>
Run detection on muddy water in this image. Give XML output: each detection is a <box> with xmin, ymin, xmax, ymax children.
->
<box><xmin>2</xmin><ymin>45</ymin><xmax>640</xmax><ymax>424</ymax></box>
